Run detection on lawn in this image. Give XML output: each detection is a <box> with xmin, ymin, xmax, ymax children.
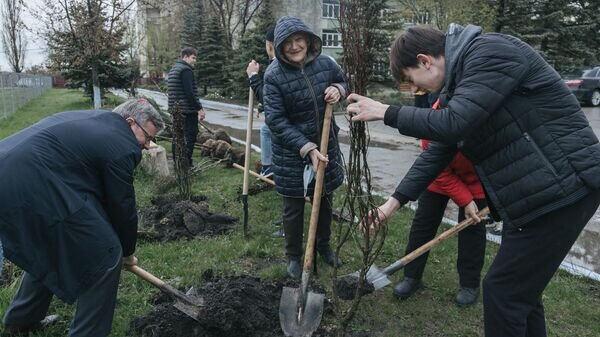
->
<box><xmin>0</xmin><ymin>88</ymin><xmax>599</xmax><ymax>336</ymax></box>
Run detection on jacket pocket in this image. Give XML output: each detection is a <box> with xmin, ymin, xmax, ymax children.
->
<box><xmin>524</xmin><ymin>132</ymin><xmax>558</xmax><ymax>177</ymax></box>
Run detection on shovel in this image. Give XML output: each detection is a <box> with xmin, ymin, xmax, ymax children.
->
<box><xmin>340</xmin><ymin>207</ymin><xmax>490</xmax><ymax>296</ymax></box>
<box><xmin>125</xmin><ymin>265</ymin><xmax>204</xmax><ymax>321</ymax></box>
<box><xmin>242</xmin><ymin>87</ymin><xmax>255</xmax><ymax>237</ymax></box>
<box><xmin>279</xmin><ymin>104</ymin><xmax>334</xmax><ymax>337</ymax></box>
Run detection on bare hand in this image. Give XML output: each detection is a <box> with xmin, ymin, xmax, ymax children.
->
<box><xmin>309</xmin><ymin>149</ymin><xmax>328</xmax><ymax>171</ymax></box>
<box><xmin>198</xmin><ymin>109</ymin><xmax>206</xmax><ymax>121</ymax></box>
<box><xmin>324</xmin><ymin>86</ymin><xmax>341</xmax><ymax>104</ymax></box>
<box><xmin>122</xmin><ymin>255</ymin><xmax>138</xmax><ymax>267</ymax></box>
<box><xmin>464</xmin><ymin>200</ymin><xmax>481</xmax><ymax>223</ymax></box>
<box><xmin>246</xmin><ymin>60</ymin><xmax>260</xmax><ymax>76</ymax></box>
<box><xmin>359</xmin><ymin>197</ymin><xmax>401</xmax><ymax>234</ymax></box>
<box><xmin>347</xmin><ymin>93</ymin><xmax>390</xmax><ymax>122</ymax></box>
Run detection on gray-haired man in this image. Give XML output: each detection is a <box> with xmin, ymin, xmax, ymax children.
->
<box><xmin>0</xmin><ymin>99</ymin><xmax>163</xmax><ymax>336</ymax></box>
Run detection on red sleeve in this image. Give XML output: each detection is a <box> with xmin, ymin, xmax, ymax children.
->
<box><xmin>430</xmin><ymin>166</ymin><xmax>474</xmax><ymax>207</ymax></box>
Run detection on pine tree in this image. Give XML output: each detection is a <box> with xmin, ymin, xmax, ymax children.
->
<box><xmin>494</xmin><ymin>0</ymin><xmax>599</xmax><ymax>73</ymax></box>
<box><xmin>197</xmin><ymin>16</ymin><xmax>229</xmax><ymax>95</ymax></box>
<box><xmin>180</xmin><ymin>0</ymin><xmax>205</xmax><ymax>86</ymax></box>
<box><xmin>225</xmin><ymin>0</ymin><xmax>275</xmax><ymax>98</ymax></box>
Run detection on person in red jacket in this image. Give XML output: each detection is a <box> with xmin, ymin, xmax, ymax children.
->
<box><xmin>393</xmin><ymin>99</ymin><xmax>487</xmax><ymax>306</ymax></box>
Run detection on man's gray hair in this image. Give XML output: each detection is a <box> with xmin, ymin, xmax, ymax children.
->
<box><xmin>113</xmin><ymin>98</ymin><xmax>165</xmax><ymax>131</ymax></box>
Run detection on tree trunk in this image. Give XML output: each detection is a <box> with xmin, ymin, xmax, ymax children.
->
<box><xmin>92</xmin><ymin>64</ymin><xmax>101</xmax><ymax>109</ymax></box>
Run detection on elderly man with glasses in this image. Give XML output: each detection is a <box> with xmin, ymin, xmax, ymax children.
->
<box><xmin>0</xmin><ymin>99</ymin><xmax>163</xmax><ymax>337</ymax></box>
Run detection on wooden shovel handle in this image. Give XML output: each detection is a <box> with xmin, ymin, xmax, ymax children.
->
<box><xmin>126</xmin><ymin>264</ymin><xmax>165</xmax><ymax>288</ymax></box>
<box><xmin>383</xmin><ymin>207</ymin><xmax>490</xmax><ymax>275</ymax></box>
<box><xmin>125</xmin><ymin>264</ymin><xmax>199</xmax><ymax>306</ymax></box>
<box><xmin>303</xmin><ymin>104</ymin><xmax>334</xmax><ymax>272</ymax></box>
<box><xmin>242</xmin><ymin>87</ymin><xmax>255</xmax><ymax>195</ymax></box>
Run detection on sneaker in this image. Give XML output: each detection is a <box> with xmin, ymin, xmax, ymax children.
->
<box><xmin>271</xmin><ymin>227</ymin><xmax>285</xmax><ymax>238</ymax></box>
<box><xmin>272</xmin><ymin>217</ymin><xmax>284</xmax><ymax>226</ymax></box>
<box><xmin>392</xmin><ymin>277</ymin><xmax>422</xmax><ymax>300</ymax></box>
<box><xmin>259</xmin><ymin>165</ymin><xmax>274</xmax><ymax>179</ymax></box>
<box><xmin>2</xmin><ymin>315</ymin><xmax>59</xmax><ymax>336</ymax></box>
<box><xmin>287</xmin><ymin>258</ymin><xmax>301</xmax><ymax>279</ymax></box>
<box><xmin>455</xmin><ymin>287</ymin><xmax>479</xmax><ymax>306</ymax></box>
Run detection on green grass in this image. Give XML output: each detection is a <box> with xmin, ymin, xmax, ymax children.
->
<box><xmin>1</xmin><ymin>88</ymin><xmax>599</xmax><ymax>336</ymax></box>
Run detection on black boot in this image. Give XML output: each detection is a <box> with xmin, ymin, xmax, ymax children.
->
<box><xmin>455</xmin><ymin>287</ymin><xmax>479</xmax><ymax>306</ymax></box>
<box><xmin>392</xmin><ymin>277</ymin><xmax>422</xmax><ymax>300</ymax></box>
<box><xmin>2</xmin><ymin>315</ymin><xmax>59</xmax><ymax>337</ymax></box>
<box><xmin>286</xmin><ymin>258</ymin><xmax>301</xmax><ymax>279</ymax></box>
<box><xmin>318</xmin><ymin>246</ymin><xmax>342</xmax><ymax>267</ymax></box>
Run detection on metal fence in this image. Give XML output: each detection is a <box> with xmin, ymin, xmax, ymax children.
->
<box><xmin>0</xmin><ymin>72</ymin><xmax>52</xmax><ymax>120</ymax></box>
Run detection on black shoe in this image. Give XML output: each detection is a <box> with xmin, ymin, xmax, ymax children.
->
<box><xmin>455</xmin><ymin>287</ymin><xmax>479</xmax><ymax>306</ymax></box>
<box><xmin>272</xmin><ymin>217</ymin><xmax>284</xmax><ymax>226</ymax></box>
<box><xmin>392</xmin><ymin>277</ymin><xmax>422</xmax><ymax>300</ymax></box>
<box><xmin>287</xmin><ymin>258</ymin><xmax>301</xmax><ymax>279</ymax></box>
<box><xmin>318</xmin><ymin>246</ymin><xmax>342</xmax><ymax>267</ymax></box>
<box><xmin>271</xmin><ymin>227</ymin><xmax>285</xmax><ymax>238</ymax></box>
<box><xmin>2</xmin><ymin>315</ymin><xmax>59</xmax><ymax>336</ymax></box>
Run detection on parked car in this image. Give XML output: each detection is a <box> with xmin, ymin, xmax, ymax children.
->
<box><xmin>564</xmin><ymin>66</ymin><xmax>600</xmax><ymax>107</ymax></box>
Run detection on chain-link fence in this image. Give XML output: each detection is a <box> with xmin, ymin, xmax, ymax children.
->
<box><xmin>0</xmin><ymin>72</ymin><xmax>52</xmax><ymax>120</ymax></box>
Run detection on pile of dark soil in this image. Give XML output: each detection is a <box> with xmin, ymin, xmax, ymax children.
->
<box><xmin>129</xmin><ymin>271</ymin><xmax>305</xmax><ymax>337</ymax></box>
<box><xmin>138</xmin><ymin>195</ymin><xmax>238</xmax><ymax>241</ymax></box>
<box><xmin>335</xmin><ymin>274</ymin><xmax>375</xmax><ymax>300</ymax></box>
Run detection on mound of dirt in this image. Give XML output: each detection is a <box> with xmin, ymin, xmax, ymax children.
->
<box><xmin>129</xmin><ymin>272</ymin><xmax>290</xmax><ymax>337</ymax></box>
<box><xmin>138</xmin><ymin>195</ymin><xmax>239</xmax><ymax>241</ymax></box>
<box><xmin>335</xmin><ymin>274</ymin><xmax>375</xmax><ymax>301</ymax></box>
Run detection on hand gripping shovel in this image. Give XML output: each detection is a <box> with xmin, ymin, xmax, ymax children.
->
<box><xmin>339</xmin><ymin>207</ymin><xmax>490</xmax><ymax>298</ymax></box>
<box><xmin>125</xmin><ymin>265</ymin><xmax>204</xmax><ymax>321</ymax></box>
<box><xmin>242</xmin><ymin>87</ymin><xmax>255</xmax><ymax>237</ymax></box>
<box><xmin>279</xmin><ymin>104</ymin><xmax>334</xmax><ymax>337</ymax></box>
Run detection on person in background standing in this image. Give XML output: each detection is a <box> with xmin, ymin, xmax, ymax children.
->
<box><xmin>168</xmin><ymin>47</ymin><xmax>205</xmax><ymax>166</ymax></box>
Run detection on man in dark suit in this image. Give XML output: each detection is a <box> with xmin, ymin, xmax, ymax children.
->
<box><xmin>0</xmin><ymin>98</ymin><xmax>163</xmax><ymax>337</ymax></box>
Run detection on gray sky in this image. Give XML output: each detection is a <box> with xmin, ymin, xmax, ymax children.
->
<box><xmin>0</xmin><ymin>0</ymin><xmax>47</xmax><ymax>71</ymax></box>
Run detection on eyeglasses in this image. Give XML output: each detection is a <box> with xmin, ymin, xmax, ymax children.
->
<box><xmin>134</xmin><ymin>119</ymin><xmax>155</xmax><ymax>144</ymax></box>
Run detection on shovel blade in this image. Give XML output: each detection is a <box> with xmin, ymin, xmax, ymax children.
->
<box><xmin>173</xmin><ymin>301</ymin><xmax>202</xmax><ymax>322</ymax></box>
<box><xmin>346</xmin><ymin>265</ymin><xmax>391</xmax><ymax>291</ymax></box>
<box><xmin>172</xmin><ymin>286</ymin><xmax>203</xmax><ymax>322</ymax></box>
<box><xmin>366</xmin><ymin>265</ymin><xmax>392</xmax><ymax>290</ymax></box>
<box><xmin>279</xmin><ymin>287</ymin><xmax>325</xmax><ymax>337</ymax></box>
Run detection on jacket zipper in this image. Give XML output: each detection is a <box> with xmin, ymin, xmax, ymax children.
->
<box><xmin>524</xmin><ymin>132</ymin><xmax>558</xmax><ymax>177</ymax></box>
<box><xmin>301</xmin><ymin>66</ymin><xmax>322</xmax><ymax>143</ymax></box>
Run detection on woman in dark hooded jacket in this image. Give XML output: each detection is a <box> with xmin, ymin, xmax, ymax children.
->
<box><xmin>263</xmin><ymin>16</ymin><xmax>348</xmax><ymax>279</ymax></box>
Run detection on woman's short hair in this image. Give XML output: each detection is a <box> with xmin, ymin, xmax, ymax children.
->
<box><xmin>389</xmin><ymin>25</ymin><xmax>445</xmax><ymax>83</ymax></box>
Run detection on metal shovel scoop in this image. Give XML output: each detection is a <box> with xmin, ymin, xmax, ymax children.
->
<box><xmin>126</xmin><ymin>265</ymin><xmax>204</xmax><ymax>321</ymax></box>
<box><xmin>279</xmin><ymin>104</ymin><xmax>333</xmax><ymax>337</ymax></box>
<box><xmin>343</xmin><ymin>207</ymin><xmax>490</xmax><ymax>295</ymax></box>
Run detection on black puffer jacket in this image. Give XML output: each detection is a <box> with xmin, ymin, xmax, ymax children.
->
<box><xmin>264</xmin><ymin>16</ymin><xmax>347</xmax><ymax>197</ymax></box>
<box><xmin>386</xmin><ymin>24</ymin><xmax>600</xmax><ymax>227</ymax></box>
<box><xmin>167</xmin><ymin>60</ymin><xmax>202</xmax><ymax>115</ymax></box>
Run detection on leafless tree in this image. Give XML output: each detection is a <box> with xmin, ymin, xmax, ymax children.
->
<box><xmin>1</xmin><ymin>0</ymin><xmax>27</xmax><ymax>73</ymax></box>
<box><xmin>33</xmin><ymin>0</ymin><xmax>135</xmax><ymax>108</ymax></box>
<box><xmin>208</xmin><ymin>0</ymin><xmax>264</xmax><ymax>47</ymax></box>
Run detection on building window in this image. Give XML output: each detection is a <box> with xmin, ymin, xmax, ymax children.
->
<box><xmin>322</xmin><ymin>0</ymin><xmax>340</xmax><ymax>19</ymax></box>
<box><xmin>322</xmin><ymin>29</ymin><xmax>342</xmax><ymax>48</ymax></box>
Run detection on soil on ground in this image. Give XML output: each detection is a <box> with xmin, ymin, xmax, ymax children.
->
<box><xmin>335</xmin><ymin>274</ymin><xmax>375</xmax><ymax>300</ymax></box>
<box><xmin>128</xmin><ymin>270</ymin><xmax>343</xmax><ymax>337</ymax></box>
<box><xmin>138</xmin><ymin>195</ymin><xmax>238</xmax><ymax>241</ymax></box>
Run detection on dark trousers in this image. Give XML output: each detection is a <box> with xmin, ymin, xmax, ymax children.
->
<box><xmin>282</xmin><ymin>193</ymin><xmax>333</xmax><ymax>260</ymax></box>
<box><xmin>3</xmin><ymin>253</ymin><xmax>122</xmax><ymax>337</ymax></box>
<box><xmin>483</xmin><ymin>189</ymin><xmax>600</xmax><ymax>337</ymax></box>
<box><xmin>404</xmin><ymin>190</ymin><xmax>487</xmax><ymax>288</ymax></box>
<box><xmin>172</xmin><ymin>114</ymin><xmax>199</xmax><ymax>166</ymax></box>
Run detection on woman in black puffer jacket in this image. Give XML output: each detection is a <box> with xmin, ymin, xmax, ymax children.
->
<box><xmin>263</xmin><ymin>16</ymin><xmax>348</xmax><ymax>279</ymax></box>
